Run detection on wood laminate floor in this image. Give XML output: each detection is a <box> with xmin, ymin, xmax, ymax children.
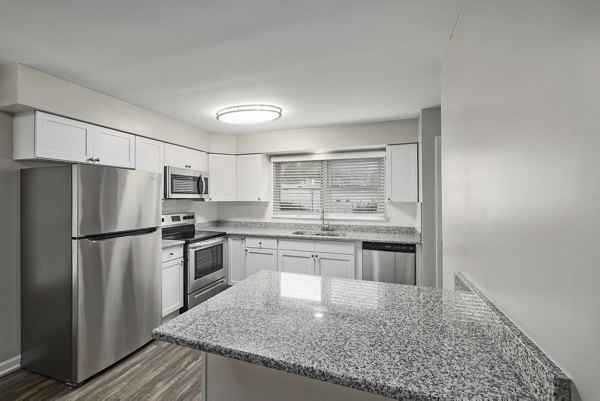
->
<box><xmin>0</xmin><ymin>341</ymin><xmax>203</xmax><ymax>401</ymax></box>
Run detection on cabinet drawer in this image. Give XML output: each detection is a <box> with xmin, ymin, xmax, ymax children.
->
<box><xmin>314</xmin><ymin>240</ymin><xmax>355</xmax><ymax>255</ymax></box>
<box><xmin>245</xmin><ymin>237</ymin><xmax>277</xmax><ymax>250</ymax></box>
<box><xmin>278</xmin><ymin>239</ymin><xmax>314</xmax><ymax>252</ymax></box>
<box><xmin>162</xmin><ymin>245</ymin><xmax>184</xmax><ymax>262</ymax></box>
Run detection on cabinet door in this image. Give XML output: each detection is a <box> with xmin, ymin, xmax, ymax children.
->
<box><xmin>90</xmin><ymin>126</ymin><xmax>136</xmax><ymax>168</ymax></box>
<box><xmin>187</xmin><ymin>149</ymin><xmax>208</xmax><ymax>172</ymax></box>
<box><xmin>164</xmin><ymin>143</ymin><xmax>187</xmax><ymax>169</ymax></box>
<box><xmin>135</xmin><ymin>137</ymin><xmax>164</xmax><ymax>173</ymax></box>
<box><xmin>228</xmin><ymin>236</ymin><xmax>246</xmax><ymax>285</ymax></box>
<box><xmin>246</xmin><ymin>248</ymin><xmax>278</xmax><ymax>277</ymax></box>
<box><xmin>208</xmin><ymin>154</ymin><xmax>236</xmax><ymax>201</ymax></box>
<box><xmin>278</xmin><ymin>250</ymin><xmax>315</xmax><ymax>275</ymax></box>
<box><xmin>316</xmin><ymin>252</ymin><xmax>355</xmax><ymax>279</ymax></box>
<box><xmin>35</xmin><ymin>112</ymin><xmax>91</xmax><ymax>162</ymax></box>
<box><xmin>236</xmin><ymin>154</ymin><xmax>269</xmax><ymax>201</ymax></box>
<box><xmin>386</xmin><ymin>144</ymin><xmax>418</xmax><ymax>202</ymax></box>
<box><xmin>162</xmin><ymin>258</ymin><xmax>184</xmax><ymax>317</ymax></box>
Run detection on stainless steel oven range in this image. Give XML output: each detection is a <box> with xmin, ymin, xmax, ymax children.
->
<box><xmin>162</xmin><ymin>213</ymin><xmax>228</xmax><ymax>311</ymax></box>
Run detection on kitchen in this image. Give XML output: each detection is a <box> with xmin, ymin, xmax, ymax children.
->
<box><xmin>0</xmin><ymin>1</ymin><xmax>598</xmax><ymax>400</ymax></box>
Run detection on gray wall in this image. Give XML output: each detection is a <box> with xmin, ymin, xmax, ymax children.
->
<box><xmin>441</xmin><ymin>1</ymin><xmax>600</xmax><ymax>400</ymax></box>
<box><xmin>0</xmin><ymin>112</ymin><xmax>21</xmax><ymax>362</ymax></box>
<box><xmin>418</xmin><ymin>108</ymin><xmax>440</xmax><ymax>287</ymax></box>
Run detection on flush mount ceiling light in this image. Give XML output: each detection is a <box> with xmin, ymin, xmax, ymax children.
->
<box><xmin>216</xmin><ymin>104</ymin><xmax>282</xmax><ymax>124</ymax></box>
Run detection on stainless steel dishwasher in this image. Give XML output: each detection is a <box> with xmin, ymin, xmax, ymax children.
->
<box><xmin>362</xmin><ymin>242</ymin><xmax>416</xmax><ymax>285</ymax></box>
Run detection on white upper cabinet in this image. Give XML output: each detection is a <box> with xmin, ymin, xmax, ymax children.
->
<box><xmin>164</xmin><ymin>143</ymin><xmax>187</xmax><ymax>168</ymax></box>
<box><xmin>236</xmin><ymin>154</ymin><xmax>270</xmax><ymax>201</ymax></box>
<box><xmin>33</xmin><ymin>112</ymin><xmax>90</xmax><ymax>162</ymax></box>
<box><xmin>164</xmin><ymin>143</ymin><xmax>208</xmax><ymax>171</ymax></box>
<box><xmin>90</xmin><ymin>126</ymin><xmax>135</xmax><ymax>168</ymax></box>
<box><xmin>386</xmin><ymin>143</ymin><xmax>419</xmax><ymax>202</ymax></box>
<box><xmin>188</xmin><ymin>148</ymin><xmax>208</xmax><ymax>172</ymax></box>
<box><xmin>208</xmin><ymin>154</ymin><xmax>236</xmax><ymax>201</ymax></box>
<box><xmin>14</xmin><ymin>111</ymin><xmax>136</xmax><ymax>168</ymax></box>
<box><xmin>135</xmin><ymin>137</ymin><xmax>164</xmax><ymax>174</ymax></box>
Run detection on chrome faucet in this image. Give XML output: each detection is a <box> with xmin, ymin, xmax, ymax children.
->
<box><xmin>320</xmin><ymin>208</ymin><xmax>334</xmax><ymax>231</ymax></box>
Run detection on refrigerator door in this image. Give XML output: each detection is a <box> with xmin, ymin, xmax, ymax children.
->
<box><xmin>74</xmin><ymin>165</ymin><xmax>161</xmax><ymax>237</ymax></box>
<box><xmin>75</xmin><ymin>229</ymin><xmax>161</xmax><ymax>382</ymax></box>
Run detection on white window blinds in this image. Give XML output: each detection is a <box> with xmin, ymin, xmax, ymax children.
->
<box><xmin>273</xmin><ymin>156</ymin><xmax>386</xmax><ymax>218</ymax></box>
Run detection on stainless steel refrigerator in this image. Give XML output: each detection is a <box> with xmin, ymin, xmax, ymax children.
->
<box><xmin>21</xmin><ymin>164</ymin><xmax>162</xmax><ymax>385</ymax></box>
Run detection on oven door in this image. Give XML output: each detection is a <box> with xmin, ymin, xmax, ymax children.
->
<box><xmin>165</xmin><ymin>166</ymin><xmax>207</xmax><ymax>199</ymax></box>
<box><xmin>187</xmin><ymin>237</ymin><xmax>226</xmax><ymax>293</ymax></box>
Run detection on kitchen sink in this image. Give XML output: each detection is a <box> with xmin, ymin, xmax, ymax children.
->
<box><xmin>292</xmin><ymin>230</ymin><xmax>347</xmax><ymax>237</ymax></box>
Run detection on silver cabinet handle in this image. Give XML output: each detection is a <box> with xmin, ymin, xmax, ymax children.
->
<box><xmin>94</xmin><ymin>158</ymin><xmax>100</xmax><ymax>162</ymax></box>
<box><xmin>185</xmin><ymin>165</ymin><xmax>191</xmax><ymax>168</ymax></box>
<box><xmin>170</xmin><ymin>252</ymin><xmax>174</xmax><ymax>256</ymax></box>
<box><xmin>86</xmin><ymin>157</ymin><xmax>94</xmax><ymax>162</ymax></box>
<box><xmin>245</xmin><ymin>249</ymin><xmax>248</xmax><ymax>253</ymax></box>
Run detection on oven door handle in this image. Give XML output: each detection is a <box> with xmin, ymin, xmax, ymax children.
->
<box><xmin>188</xmin><ymin>237</ymin><xmax>225</xmax><ymax>251</ymax></box>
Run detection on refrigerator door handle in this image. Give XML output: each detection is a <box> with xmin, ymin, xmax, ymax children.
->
<box><xmin>79</xmin><ymin>227</ymin><xmax>158</xmax><ymax>242</ymax></box>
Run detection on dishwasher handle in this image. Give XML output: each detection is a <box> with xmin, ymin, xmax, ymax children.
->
<box><xmin>362</xmin><ymin>242</ymin><xmax>416</xmax><ymax>253</ymax></box>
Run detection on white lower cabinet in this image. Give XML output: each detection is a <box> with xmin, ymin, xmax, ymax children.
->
<box><xmin>278</xmin><ymin>250</ymin><xmax>315</xmax><ymax>275</ymax></box>
<box><xmin>228</xmin><ymin>236</ymin><xmax>246</xmax><ymax>285</ymax></box>
<box><xmin>227</xmin><ymin>236</ymin><xmax>357</xmax><ymax>284</ymax></box>
<box><xmin>161</xmin><ymin>257</ymin><xmax>184</xmax><ymax>317</ymax></box>
<box><xmin>246</xmin><ymin>248</ymin><xmax>278</xmax><ymax>277</ymax></box>
<box><xmin>316</xmin><ymin>253</ymin><xmax>355</xmax><ymax>279</ymax></box>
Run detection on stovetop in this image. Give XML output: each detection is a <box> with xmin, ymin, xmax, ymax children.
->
<box><xmin>162</xmin><ymin>227</ymin><xmax>226</xmax><ymax>244</ymax></box>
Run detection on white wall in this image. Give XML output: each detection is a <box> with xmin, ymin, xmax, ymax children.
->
<box><xmin>0</xmin><ymin>112</ymin><xmax>22</xmax><ymax>364</ymax></box>
<box><xmin>235</xmin><ymin>119</ymin><xmax>418</xmax><ymax>154</ymax></box>
<box><xmin>442</xmin><ymin>1</ymin><xmax>600</xmax><ymax>400</ymax></box>
<box><xmin>2</xmin><ymin>64</ymin><xmax>213</xmax><ymax>151</ymax></box>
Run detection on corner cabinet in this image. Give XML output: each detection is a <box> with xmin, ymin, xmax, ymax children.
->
<box><xmin>386</xmin><ymin>143</ymin><xmax>418</xmax><ymax>202</ymax></box>
<box><xmin>14</xmin><ymin>111</ymin><xmax>136</xmax><ymax>168</ymax></box>
<box><xmin>236</xmin><ymin>154</ymin><xmax>271</xmax><ymax>201</ymax></box>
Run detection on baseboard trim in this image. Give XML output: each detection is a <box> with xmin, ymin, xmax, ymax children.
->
<box><xmin>0</xmin><ymin>355</ymin><xmax>21</xmax><ymax>377</ymax></box>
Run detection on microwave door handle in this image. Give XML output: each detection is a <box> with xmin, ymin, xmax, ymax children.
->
<box><xmin>203</xmin><ymin>176</ymin><xmax>208</xmax><ymax>195</ymax></box>
<box><xmin>197</xmin><ymin>175</ymin><xmax>204</xmax><ymax>196</ymax></box>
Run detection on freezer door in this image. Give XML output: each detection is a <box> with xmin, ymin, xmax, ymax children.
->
<box><xmin>74</xmin><ymin>165</ymin><xmax>161</xmax><ymax>237</ymax></box>
<box><xmin>75</xmin><ymin>229</ymin><xmax>161</xmax><ymax>383</ymax></box>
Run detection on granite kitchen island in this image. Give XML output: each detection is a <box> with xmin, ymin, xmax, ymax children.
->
<box><xmin>152</xmin><ymin>271</ymin><xmax>569</xmax><ymax>401</ymax></box>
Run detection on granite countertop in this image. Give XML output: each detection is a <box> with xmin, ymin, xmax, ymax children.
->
<box><xmin>196</xmin><ymin>221</ymin><xmax>422</xmax><ymax>244</ymax></box>
<box><xmin>161</xmin><ymin>239</ymin><xmax>185</xmax><ymax>249</ymax></box>
<box><xmin>153</xmin><ymin>271</ymin><xmax>540</xmax><ymax>400</ymax></box>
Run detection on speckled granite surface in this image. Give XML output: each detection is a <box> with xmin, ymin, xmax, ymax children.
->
<box><xmin>153</xmin><ymin>271</ymin><xmax>550</xmax><ymax>400</ymax></box>
<box><xmin>195</xmin><ymin>220</ymin><xmax>421</xmax><ymax>244</ymax></box>
<box><xmin>161</xmin><ymin>239</ymin><xmax>185</xmax><ymax>249</ymax></box>
<box><xmin>455</xmin><ymin>273</ymin><xmax>570</xmax><ymax>400</ymax></box>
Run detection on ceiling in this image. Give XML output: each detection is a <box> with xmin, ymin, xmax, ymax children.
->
<box><xmin>0</xmin><ymin>0</ymin><xmax>462</xmax><ymax>134</ymax></box>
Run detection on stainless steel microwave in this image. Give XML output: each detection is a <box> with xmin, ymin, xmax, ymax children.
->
<box><xmin>164</xmin><ymin>166</ymin><xmax>209</xmax><ymax>200</ymax></box>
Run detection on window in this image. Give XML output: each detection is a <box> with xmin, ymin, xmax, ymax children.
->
<box><xmin>273</xmin><ymin>154</ymin><xmax>386</xmax><ymax>219</ymax></box>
